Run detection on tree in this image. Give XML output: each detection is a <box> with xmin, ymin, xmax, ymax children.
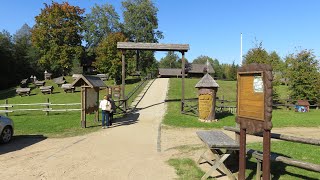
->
<box><xmin>0</xmin><ymin>30</ymin><xmax>15</xmax><ymax>88</ymax></box>
<box><xmin>122</xmin><ymin>0</ymin><xmax>163</xmax><ymax>73</ymax></box>
<box><xmin>13</xmin><ymin>24</ymin><xmax>40</xmax><ymax>78</ymax></box>
<box><xmin>83</xmin><ymin>3</ymin><xmax>121</xmax><ymax>55</ymax></box>
<box><xmin>94</xmin><ymin>32</ymin><xmax>127</xmax><ymax>84</ymax></box>
<box><xmin>31</xmin><ymin>2</ymin><xmax>84</xmax><ymax>75</ymax></box>
<box><xmin>159</xmin><ymin>51</ymin><xmax>180</xmax><ymax>68</ymax></box>
<box><xmin>243</xmin><ymin>42</ymin><xmax>269</xmax><ymax>65</ymax></box>
<box><xmin>285</xmin><ymin>50</ymin><xmax>320</xmax><ymax>102</ymax></box>
<box><xmin>192</xmin><ymin>55</ymin><xmax>224</xmax><ymax>78</ymax></box>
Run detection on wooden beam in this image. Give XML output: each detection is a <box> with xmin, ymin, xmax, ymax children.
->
<box><xmin>247</xmin><ymin>149</ymin><xmax>320</xmax><ymax>172</ymax></box>
<box><xmin>181</xmin><ymin>51</ymin><xmax>185</xmax><ymax>112</ymax></box>
<box><xmin>223</xmin><ymin>126</ymin><xmax>320</xmax><ymax>146</ymax></box>
<box><xmin>121</xmin><ymin>51</ymin><xmax>126</xmax><ymax>111</ymax></box>
<box><xmin>117</xmin><ymin>42</ymin><xmax>189</xmax><ymax>52</ymax></box>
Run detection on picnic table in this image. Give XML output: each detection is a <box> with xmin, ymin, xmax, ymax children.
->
<box><xmin>196</xmin><ymin>130</ymin><xmax>239</xmax><ymax>180</ymax></box>
<box><xmin>16</xmin><ymin>88</ymin><xmax>31</xmax><ymax>96</ymax></box>
<box><xmin>35</xmin><ymin>80</ymin><xmax>45</xmax><ymax>87</ymax></box>
<box><xmin>40</xmin><ymin>86</ymin><xmax>53</xmax><ymax>94</ymax></box>
<box><xmin>61</xmin><ymin>84</ymin><xmax>75</xmax><ymax>93</ymax></box>
<box><xmin>53</xmin><ymin>76</ymin><xmax>66</xmax><ymax>86</ymax></box>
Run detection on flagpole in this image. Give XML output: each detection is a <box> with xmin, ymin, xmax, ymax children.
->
<box><xmin>240</xmin><ymin>33</ymin><xmax>243</xmax><ymax>66</ymax></box>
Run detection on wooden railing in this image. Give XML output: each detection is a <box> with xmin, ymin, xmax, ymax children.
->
<box><xmin>0</xmin><ymin>98</ymin><xmax>81</xmax><ymax>116</ymax></box>
<box><xmin>224</xmin><ymin>126</ymin><xmax>320</xmax><ymax>177</ymax></box>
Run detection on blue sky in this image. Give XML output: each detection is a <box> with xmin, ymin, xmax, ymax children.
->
<box><xmin>1</xmin><ymin>0</ymin><xmax>320</xmax><ymax>64</ymax></box>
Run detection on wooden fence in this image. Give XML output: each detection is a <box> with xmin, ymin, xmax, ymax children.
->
<box><xmin>224</xmin><ymin>126</ymin><xmax>320</xmax><ymax>178</ymax></box>
<box><xmin>0</xmin><ymin>98</ymin><xmax>81</xmax><ymax>116</ymax></box>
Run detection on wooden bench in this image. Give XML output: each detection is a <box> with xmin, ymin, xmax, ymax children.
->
<box><xmin>16</xmin><ymin>88</ymin><xmax>31</xmax><ymax>96</ymax></box>
<box><xmin>61</xmin><ymin>84</ymin><xmax>75</xmax><ymax>93</ymax></box>
<box><xmin>40</xmin><ymin>86</ymin><xmax>53</xmax><ymax>94</ymax></box>
<box><xmin>53</xmin><ymin>76</ymin><xmax>66</xmax><ymax>86</ymax></box>
<box><xmin>35</xmin><ymin>80</ymin><xmax>45</xmax><ymax>87</ymax></box>
<box><xmin>196</xmin><ymin>130</ymin><xmax>239</xmax><ymax>180</ymax></box>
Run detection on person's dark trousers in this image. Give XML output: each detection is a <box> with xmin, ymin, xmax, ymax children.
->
<box><xmin>109</xmin><ymin>112</ymin><xmax>113</xmax><ymax>126</ymax></box>
<box><xmin>101</xmin><ymin>110</ymin><xmax>109</xmax><ymax>127</ymax></box>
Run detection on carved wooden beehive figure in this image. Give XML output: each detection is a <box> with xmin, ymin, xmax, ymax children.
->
<box><xmin>195</xmin><ymin>73</ymin><xmax>219</xmax><ymax>122</ymax></box>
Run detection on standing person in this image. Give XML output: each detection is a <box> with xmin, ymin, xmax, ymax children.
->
<box><xmin>107</xmin><ymin>94</ymin><xmax>116</xmax><ymax>126</ymax></box>
<box><xmin>99</xmin><ymin>95</ymin><xmax>111</xmax><ymax>128</ymax></box>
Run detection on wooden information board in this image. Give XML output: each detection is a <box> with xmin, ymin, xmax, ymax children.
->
<box><xmin>198</xmin><ymin>94</ymin><xmax>213</xmax><ymax>119</ymax></box>
<box><xmin>238</xmin><ymin>72</ymin><xmax>264</xmax><ymax>121</ymax></box>
<box><xmin>236</xmin><ymin>64</ymin><xmax>273</xmax><ymax>180</ymax></box>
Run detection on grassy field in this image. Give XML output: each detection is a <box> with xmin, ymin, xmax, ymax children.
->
<box><xmin>167</xmin><ymin>141</ymin><xmax>320</xmax><ymax>180</ymax></box>
<box><xmin>0</xmin><ymin>76</ymin><xmax>147</xmax><ymax>137</ymax></box>
<box><xmin>163</xmin><ymin>78</ymin><xmax>320</xmax><ymax>128</ymax></box>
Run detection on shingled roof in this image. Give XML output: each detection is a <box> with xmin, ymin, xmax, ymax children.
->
<box><xmin>158</xmin><ymin>68</ymin><xmax>182</xmax><ymax>77</ymax></box>
<box><xmin>195</xmin><ymin>73</ymin><xmax>219</xmax><ymax>88</ymax></box>
<box><xmin>188</xmin><ymin>63</ymin><xmax>214</xmax><ymax>74</ymax></box>
<box><xmin>71</xmin><ymin>75</ymin><xmax>107</xmax><ymax>88</ymax></box>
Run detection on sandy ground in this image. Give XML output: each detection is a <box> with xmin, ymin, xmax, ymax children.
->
<box><xmin>1</xmin><ymin>78</ymin><xmax>320</xmax><ymax>180</ymax></box>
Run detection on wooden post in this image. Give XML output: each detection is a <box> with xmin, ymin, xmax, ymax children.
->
<box><xmin>238</xmin><ymin>127</ymin><xmax>246</xmax><ymax>180</ymax></box>
<box><xmin>121</xmin><ymin>50</ymin><xmax>126</xmax><ymax>111</ymax></box>
<box><xmin>5</xmin><ymin>99</ymin><xmax>8</xmax><ymax>117</ymax></box>
<box><xmin>81</xmin><ymin>87</ymin><xmax>86</xmax><ymax>128</ymax></box>
<box><xmin>263</xmin><ymin>130</ymin><xmax>271</xmax><ymax>180</ymax></box>
<box><xmin>181</xmin><ymin>51</ymin><xmax>185</xmax><ymax>112</ymax></box>
<box><xmin>46</xmin><ymin>98</ymin><xmax>49</xmax><ymax>116</ymax></box>
<box><xmin>136</xmin><ymin>50</ymin><xmax>139</xmax><ymax>71</ymax></box>
<box><xmin>211</xmin><ymin>89</ymin><xmax>217</xmax><ymax>120</ymax></box>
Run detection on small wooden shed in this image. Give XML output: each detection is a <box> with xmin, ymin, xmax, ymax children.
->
<box><xmin>71</xmin><ymin>75</ymin><xmax>108</xmax><ymax>128</ymax></box>
<box><xmin>295</xmin><ymin>100</ymin><xmax>310</xmax><ymax>112</ymax></box>
<box><xmin>195</xmin><ymin>73</ymin><xmax>219</xmax><ymax>122</ymax></box>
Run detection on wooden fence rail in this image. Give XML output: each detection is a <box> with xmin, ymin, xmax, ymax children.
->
<box><xmin>0</xmin><ymin>98</ymin><xmax>81</xmax><ymax>116</ymax></box>
<box><xmin>224</xmin><ymin>126</ymin><xmax>320</xmax><ymax>175</ymax></box>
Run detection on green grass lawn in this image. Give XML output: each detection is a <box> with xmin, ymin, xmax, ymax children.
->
<box><xmin>163</xmin><ymin>78</ymin><xmax>320</xmax><ymax>128</ymax></box>
<box><xmin>168</xmin><ymin>141</ymin><xmax>320</xmax><ymax>180</ymax></box>
<box><xmin>0</xmin><ymin>76</ymin><xmax>147</xmax><ymax>137</ymax></box>
<box><xmin>246</xmin><ymin>141</ymin><xmax>320</xmax><ymax>180</ymax></box>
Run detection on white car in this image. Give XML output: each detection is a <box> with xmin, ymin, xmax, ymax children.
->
<box><xmin>0</xmin><ymin>115</ymin><xmax>14</xmax><ymax>143</ymax></box>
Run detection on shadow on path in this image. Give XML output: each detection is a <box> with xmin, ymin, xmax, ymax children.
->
<box><xmin>111</xmin><ymin>112</ymin><xmax>140</xmax><ymax>128</ymax></box>
<box><xmin>0</xmin><ymin>135</ymin><xmax>47</xmax><ymax>155</ymax></box>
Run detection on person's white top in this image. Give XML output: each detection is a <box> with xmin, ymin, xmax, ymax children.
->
<box><xmin>99</xmin><ymin>99</ymin><xmax>110</xmax><ymax>110</ymax></box>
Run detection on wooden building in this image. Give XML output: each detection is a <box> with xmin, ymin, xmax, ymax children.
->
<box><xmin>187</xmin><ymin>63</ymin><xmax>214</xmax><ymax>77</ymax></box>
<box><xmin>158</xmin><ymin>68</ymin><xmax>182</xmax><ymax>78</ymax></box>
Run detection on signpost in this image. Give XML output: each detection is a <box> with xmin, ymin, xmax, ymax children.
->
<box><xmin>236</xmin><ymin>64</ymin><xmax>273</xmax><ymax>180</ymax></box>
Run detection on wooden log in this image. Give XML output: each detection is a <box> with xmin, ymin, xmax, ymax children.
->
<box><xmin>247</xmin><ymin>149</ymin><xmax>320</xmax><ymax>172</ymax></box>
<box><xmin>223</xmin><ymin>126</ymin><xmax>320</xmax><ymax>146</ymax></box>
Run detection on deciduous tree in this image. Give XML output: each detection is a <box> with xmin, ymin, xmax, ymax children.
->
<box><xmin>83</xmin><ymin>3</ymin><xmax>121</xmax><ymax>55</ymax></box>
<box><xmin>94</xmin><ymin>32</ymin><xmax>127</xmax><ymax>84</ymax></box>
<box><xmin>31</xmin><ymin>2</ymin><xmax>84</xmax><ymax>75</ymax></box>
<box><xmin>122</xmin><ymin>0</ymin><xmax>163</xmax><ymax>73</ymax></box>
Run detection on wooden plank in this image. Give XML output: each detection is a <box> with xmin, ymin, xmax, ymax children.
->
<box><xmin>223</xmin><ymin>126</ymin><xmax>320</xmax><ymax>146</ymax></box>
<box><xmin>247</xmin><ymin>149</ymin><xmax>320</xmax><ymax>172</ymax></box>
<box><xmin>117</xmin><ymin>42</ymin><xmax>189</xmax><ymax>52</ymax></box>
